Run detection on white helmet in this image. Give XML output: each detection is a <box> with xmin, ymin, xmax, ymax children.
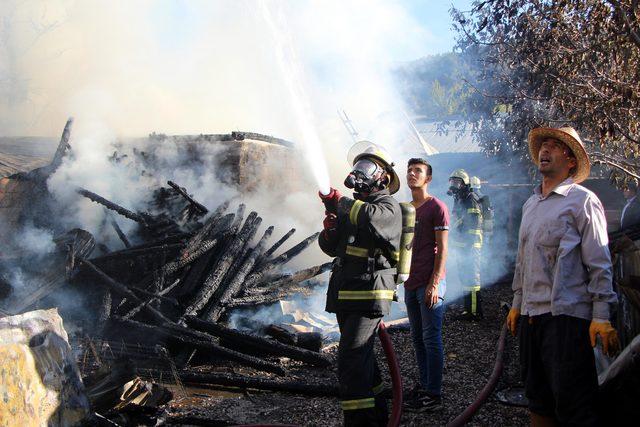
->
<box><xmin>470</xmin><ymin>176</ymin><xmax>481</xmax><ymax>190</ymax></box>
<box><xmin>346</xmin><ymin>141</ymin><xmax>400</xmax><ymax>194</ymax></box>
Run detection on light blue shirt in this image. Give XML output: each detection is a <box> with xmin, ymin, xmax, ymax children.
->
<box><xmin>512</xmin><ymin>178</ymin><xmax>617</xmax><ymax>320</ymax></box>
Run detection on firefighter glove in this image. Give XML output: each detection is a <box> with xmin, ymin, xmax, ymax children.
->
<box><xmin>318</xmin><ymin>187</ymin><xmax>342</xmax><ymax>214</ymax></box>
<box><xmin>506</xmin><ymin>308</ymin><xmax>520</xmax><ymax>336</ymax></box>
<box><xmin>323</xmin><ymin>212</ymin><xmax>337</xmax><ymax>231</ymax></box>
<box><xmin>589</xmin><ymin>320</ymin><xmax>620</xmax><ymax>357</ymax></box>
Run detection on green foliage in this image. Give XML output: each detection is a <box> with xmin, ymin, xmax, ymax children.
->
<box><xmin>394</xmin><ymin>52</ymin><xmax>474</xmax><ymax>121</ymax></box>
<box><xmin>448</xmin><ymin>0</ymin><xmax>640</xmax><ymax>182</ymax></box>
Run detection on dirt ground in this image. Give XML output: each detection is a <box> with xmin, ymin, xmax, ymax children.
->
<box><xmin>160</xmin><ymin>281</ymin><xmax>529</xmax><ymax>426</ymax></box>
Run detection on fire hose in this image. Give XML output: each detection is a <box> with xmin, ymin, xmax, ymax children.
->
<box><xmin>446</xmin><ymin>321</ymin><xmax>509</xmax><ymax>427</ymax></box>
<box><xmin>378</xmin><ymin>320</ymin><xmax>403</xmax><ymax>427</ymax></box>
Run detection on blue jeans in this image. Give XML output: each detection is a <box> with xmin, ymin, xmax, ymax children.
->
<box><xmin>404</xmin><ymin>282</ymin><xmax>445</xmax><ymax>396</ymax></box>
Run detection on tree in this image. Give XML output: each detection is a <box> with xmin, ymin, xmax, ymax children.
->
<box><xmin>394</xmin><ymin>52</ymin><xmax>474</xmax><ymax>121</ymax></box>
<box><xmin>451</xmin><ymin>0</ymin><xmax>640</xmax><ymax>183</ymax></box>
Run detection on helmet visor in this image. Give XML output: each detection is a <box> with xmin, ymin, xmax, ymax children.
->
<box><xmin>449</xmin><ymin>177</ymin><xmax>464</xmax><ymax>190</ymax></box>
<box><xmin>352</xmin><ymin>159</ymin><xmax>380</xmax><ymax>179</ymax></box>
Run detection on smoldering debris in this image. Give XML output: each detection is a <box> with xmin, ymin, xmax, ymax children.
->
<box><xmin>0</xmin><ymin>119</ymin><xmax>337</xmax><ymax>425</ymax></box>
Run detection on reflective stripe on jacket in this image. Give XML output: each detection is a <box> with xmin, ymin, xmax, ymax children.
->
<box><xmin>319</xmin><ymin>189</ymin><xmax>402</xmax><ymax>315</ymax></box>
<box><xmin>451</xmin><ymin>192</ymin><xmax>483</xmax><ymax>249</ymax></box>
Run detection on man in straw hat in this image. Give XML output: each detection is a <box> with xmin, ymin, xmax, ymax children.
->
<box><xmin>505</xmin><ymin>126</ymin><xmax>619</xmax><ymax>426</ymax></box>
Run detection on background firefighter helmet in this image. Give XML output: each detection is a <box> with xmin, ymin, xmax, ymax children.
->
<box><xmin>470</xmin><ymin>176</ymin><xmax>481</xmax><ymax>190</ymax></box>
<box><xmin>448</xmin><ymin>168</ymin><xmax>470</xmax><ymax>195</ymax></box>
<box><xmin>345</xmin><ymin>141</ymin><xmax>400</xmax><ymax>194</ymax></box>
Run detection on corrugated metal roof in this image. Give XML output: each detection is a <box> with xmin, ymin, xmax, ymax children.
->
<box><xmin>0</xmin><ymin>137</ymin><xmax>57</xmax><ymax>178</ymax></box>
<box><xmin>0</xmin><ymin>154</ymin><xmax>50</xmax><ymax>178</ymax></box>
<box><xmin>415</xmin><ymin>121</ymin><xmax>479</xmax><ymax>153</ymax></box>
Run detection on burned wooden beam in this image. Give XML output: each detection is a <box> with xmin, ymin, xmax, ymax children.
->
<box><xmin>250</xmin><ymin>263</ymin><xmax>332</xmax><ymax>295</ymax></box>
<box><xmin>226</xmin><ymin>263</ymin><xmax>328</xmax><ymax>307</ymax></box>
<box><xmin>255</xmin><ymin>227</ymin><xmax>296</xmax><ymax>267</ymax></box>
<box><xmin>178</xmin><ymin>371</ymin><xmax>338</xmax><ymax>397</ymax></box>
<box><xmin>114</xmin><ymin>318</ymin><xmax>286</xmax><ymax>375</ymax></box>
<box><xmin>242</xmin><ymin>232</ymin><xmax>320</xmax><ymax>290</ymax></box>
<box><xmin>132</xmin><ymin>233</ymin><xmax>192</xmax><ymax>250</ymax></box>
<box><xmin>230</xmin><ymin>203</ymin><xmax>246</xmax><ymax>230</ymax></box>
<box><xmin>167</xmin><ymin>180</ymin><xmax>208</xmax><ymax>216</ymax></box>
<box><xmin>202</xmin><ymin>224</ymin><xmax>273</xmax><ymax>322</ymax></box>
<box><xmin>263</xmin><ymin>231</ymin><xmax>320</xmax><ymax>269</ymax></box>
<box><xmin>77</xmin><ymin>188</ymin><xmax>148</xmax><ymax>225</ymax></box>
<box><xmin>33</xmin><ymin>117</ymin><xmax>74</xmax><ymax>179</ymax></box>
<box><xmin>109</xmin><ymin>215</ymin><xmax>131</xmax><ymax>248</ymax></box>
<box><xmin>181</xmin><ymin>211</ymin><xmax>259</xmax><ymax>320</ymax></box>
<box><xmin>225</xmin><ymin>287</ymin><xmax>314</xmax><ymax>310</ymax></box>
<box><xmin>185</xmin><ymin>316</ymin><xmax>332</xmax><ymax>367</ymax></box>
<box><xmin>122</xmin><ymin>278</ymin><xmax>181</xmax><ymax>320</ymax></box>
<box><xmin>80</xmin><ymin>259</ymin><xmax>173</xmax><ymax>325</ymax></box>
<box><xmin>180</xmin><ymin>201</ymin><xmax>229</xmax><ymax>258</ymax></box>
<box><xmin>265</xmin><ymin>325</ymin><xmax>324</xmax><ymax>353</ymax></box>
<box><xmin>222</xmin><ymin>215</ymin><xmax>263</xmax><ymax>286</ymax></box>
<box><xmin>176</xmin><ymin>213</ymin><xmax>236</xmax><ymax>298</ymax></box>
<box><xmin>90</xmin><ymin>243</ymin><xmax>184</xmax><ymax>263</ymax></box>
<box><xmin>136</xmin><ymin>239</ymin><xmax>218</xmax><ymax>292</ymax></box>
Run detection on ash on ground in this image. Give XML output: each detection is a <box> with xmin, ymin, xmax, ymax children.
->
<box><xmin>160</xmin><ymin>281</ymin><xmax>528</xmax><ymax>426</ymax></box>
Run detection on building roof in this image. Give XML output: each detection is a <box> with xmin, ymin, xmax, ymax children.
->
<box><xmin>414</xmin><ymin>121</ymin><xmax>480</xmax><ymax>153</ymax></box>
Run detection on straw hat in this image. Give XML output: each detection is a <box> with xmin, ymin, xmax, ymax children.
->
<box><xmin>528</xmin><ymin>126</ymin><xmax>591</xmax><ymax>184</ymax></box>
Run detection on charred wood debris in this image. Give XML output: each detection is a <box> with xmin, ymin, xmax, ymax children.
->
<box><xmin>0</xmin><ymin>120</ymin><xmax>337</xmax><ymax>425</ymax></box>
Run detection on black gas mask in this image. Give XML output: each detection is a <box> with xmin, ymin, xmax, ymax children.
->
<box><xmin>447</xmin><ymin>177</ymin><xmax>465</xmax><ymax>197</ymax></box>
<box><xmin>344</xmin><ymin>158</ymin><xmax>387</xmax><ymax>194</ymax></box>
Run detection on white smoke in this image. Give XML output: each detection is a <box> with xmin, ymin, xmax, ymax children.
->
<box><xmin>0</xmin><ymin>0</ymin><xmax>431</xmax><ymax>162</ymax></box>
<box><xmin>13</xmin><ymin>223</ymin><xmax>56</xmax><ymax>255</ymax></box>
<box><xmin>1</xmin><ymin>0</ymin><xmax>439</xmax><ymax>319</ymax></box>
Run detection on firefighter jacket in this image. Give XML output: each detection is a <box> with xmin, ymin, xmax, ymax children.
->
<box><xmin>319</xmin><ymin>189</ymin><xmax>402</xmax><ymax>316</ymax></box>
<box><xmin>451</xmin><ymin>191</ymin><xmax>483</xmax><ymax>250</ymax></box>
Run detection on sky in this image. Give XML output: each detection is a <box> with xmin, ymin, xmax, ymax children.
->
<box><xmin>152</xmin><ymin>0</ymin><xmax>475</xmax><ymax>63</ymax></box>
<box><xmin>0</xmin><ymin>0</ymin><xmax>475</xmax><ymax>137</ymax></box>
<box><xmin>404</xmin><ymin>0</ymin><xmax>475</xmax><ymax>57</ymax></box>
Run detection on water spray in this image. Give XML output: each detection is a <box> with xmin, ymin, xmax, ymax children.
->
<box><xmin>258</xmin><ymin>0</ymin><xmax>331</xmax><ymax>196</ymax></box>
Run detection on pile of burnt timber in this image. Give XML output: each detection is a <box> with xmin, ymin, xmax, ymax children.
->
<box><xmin>72</xmin><ymin>186</ymin><xmax>335</xmax><ymax>393</ymax></box>
<box><xmin>0</xmin><ymin>119</ymin><xmax>336</xmax><ymax>424</ymax></box>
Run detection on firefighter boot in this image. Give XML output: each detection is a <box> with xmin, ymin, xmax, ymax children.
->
<box><xmin>457</xmin><ymin>286</ymin><xmax>483</xmax><ymax>321</ymax></box>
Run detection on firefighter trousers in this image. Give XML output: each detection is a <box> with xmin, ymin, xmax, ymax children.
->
<box><xmin>336</xmin><ymin>312</ymin><xmax>388</xmax><ymax>427</ymax></box>
<box><xmin>457</xmin><ymin>246</ymin><xmax>483</xmax><ymax>317</ymax></box>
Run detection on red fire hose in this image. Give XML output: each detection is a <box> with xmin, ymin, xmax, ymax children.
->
<box><xmin>378</xmin><ymin>320</ymin><xmax>403</xmax><ymax>427</ymax></box>
<box><xmin>446</xmin><ymin>322</ymin><xmax>508</xmax><ymax>427</ymax></box>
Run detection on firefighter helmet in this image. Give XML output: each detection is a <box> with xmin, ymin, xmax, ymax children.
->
<box><xmin>449</xmin><ymin>169</ymin><xmax>470</xmax><ymax>185</ymax></box>
<box><xmin>346</xmin><ymin>141</ymin><xmax>400</xmax><ymax>194</ymax></box>
<box><xmin>470</xmin><ymin>176</ymin><xmax>481</xmax><ymax>190</ymax></box>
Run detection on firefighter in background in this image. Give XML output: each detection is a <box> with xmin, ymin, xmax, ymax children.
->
<box><xmin>318</xmin><ymin>141</ymin><xmax>402</xmax><ymax>427</ymax></box>
<box><xmin>470</xmin><ymin>176</ymin><xmax>494</xmax><ymax>242</ymax></box>
<box><xmin>448</xmin><ymin>169</ymin><xmax>484</xmax><ymax>320</ymax></box>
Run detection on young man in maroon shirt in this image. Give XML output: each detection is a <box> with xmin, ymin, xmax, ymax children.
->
<box><xmin>403</xmin><ymin>158</ymin><xmax>449</xmax><ymax>412</ymax></box>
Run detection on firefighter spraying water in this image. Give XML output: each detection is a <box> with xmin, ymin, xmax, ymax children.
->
<box><xmin>316</xmin><ymin>141</ymin><xmax>412</xmax><ymax>427</ymax></box>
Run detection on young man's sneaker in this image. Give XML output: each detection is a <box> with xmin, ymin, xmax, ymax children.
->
<box><xmin>403</xmin><ymin>390</ymin><xmax>443</xmax><ymax>413</ymax></box>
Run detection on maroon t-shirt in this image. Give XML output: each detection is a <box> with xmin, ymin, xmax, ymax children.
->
<box><xmin>403</xmin><ymin>197</ymin><xmax>450</xmax><ymax>291</ymax></box>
